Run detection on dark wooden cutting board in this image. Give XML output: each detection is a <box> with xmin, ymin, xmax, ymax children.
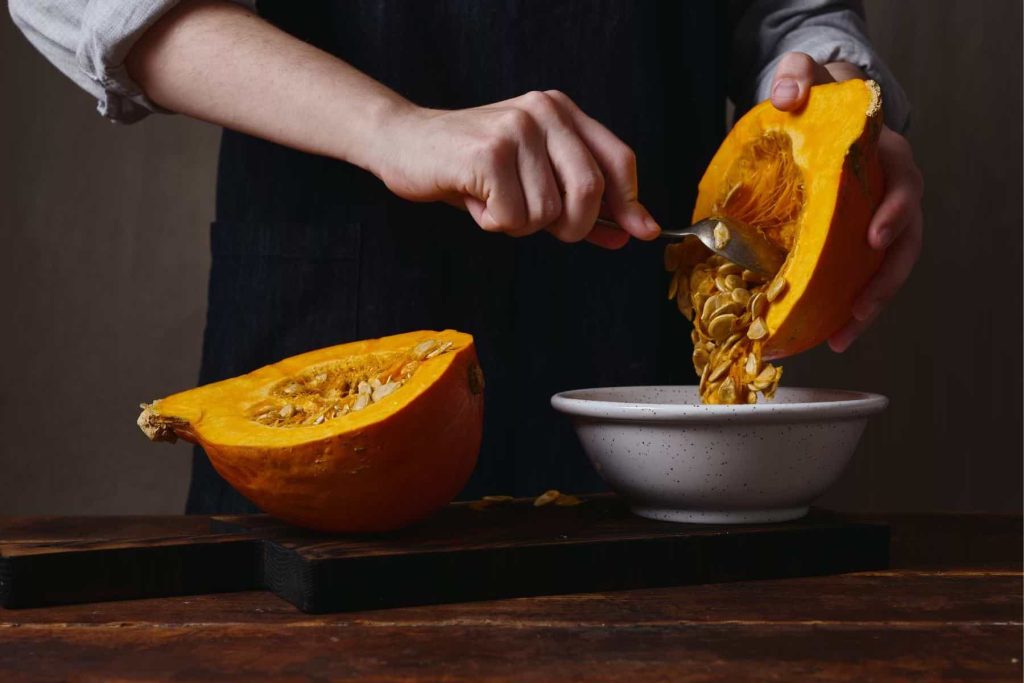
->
<box><xmin>0</xmin><ymin>496</ymin><xmax>888</xmax><ymax>613</ymax></box>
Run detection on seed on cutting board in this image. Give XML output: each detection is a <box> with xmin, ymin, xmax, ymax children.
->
<box><xmin>533</xmin><ymin>489</ymin><xmax>561</xmax><ymax>507</ymax></box>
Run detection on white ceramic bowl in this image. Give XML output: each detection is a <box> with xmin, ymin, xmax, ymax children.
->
<box><xmin>551</xmin><ymin>386</ymin><xmax>888</xmax><ymax>524</ymax></box>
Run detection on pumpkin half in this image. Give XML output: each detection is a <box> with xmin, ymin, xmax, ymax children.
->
<box><xmin>693</xmin><ymin>79</ymin><xmax>885</xmax><ymax>359</ymax></box>
<box><xmin>138</xmin><ymin>330</ymin><xmax>484</xmax><ymax>532</ymax></box>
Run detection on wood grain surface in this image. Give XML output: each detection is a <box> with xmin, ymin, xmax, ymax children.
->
<box><xmin>0</xmin><ymin>514</ymin><xmax>1019</xmax><ymax>681</ymax></box>
<box><xmin>0</xmin><ymin>498</ymin><xmax>890</xmax><ymax>612</ymax></box>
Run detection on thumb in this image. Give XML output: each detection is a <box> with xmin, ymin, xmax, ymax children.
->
<box><xmin>770</xmin><ymin>52</ymin><xmax>835</xmax><ymax>111</ymax></box>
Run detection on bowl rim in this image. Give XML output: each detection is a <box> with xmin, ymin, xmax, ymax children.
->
<box><xmin>550</xmin><ymin>386</ymin><xmax>888</xmax><ymax>423</ymax></box>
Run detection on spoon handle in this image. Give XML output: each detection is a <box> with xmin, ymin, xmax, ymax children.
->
<box><xmin>593</xmin><ymin>217</ymin><xmax>696</xmax><ymax>240</ymax></box>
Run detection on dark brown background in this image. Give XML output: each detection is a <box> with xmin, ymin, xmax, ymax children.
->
<box><xmin>0</xmin><ymin>1</ymin><xmax>1020</xmax><ymax>515</ymax></box>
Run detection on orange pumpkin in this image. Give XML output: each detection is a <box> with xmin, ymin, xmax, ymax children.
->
<box><xmin>138</xmin><ymin>330</ymin><xmax>484</xmax><ymax>532</ymax></box>
<box><xmin>692</xmin><ymin>79</ymin><xmax>885</xmax><ymax>359</ymax></box>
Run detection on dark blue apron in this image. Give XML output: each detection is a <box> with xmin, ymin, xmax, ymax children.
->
<box><xmin>186</xmin><ymin>0</ymin><xmax>729</xmax><ymax>514</ymax></box>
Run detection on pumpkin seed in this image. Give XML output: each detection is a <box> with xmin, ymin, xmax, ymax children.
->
<box><xmin>756</xmin><ymin>365</ymin><xmax>777</xmax><ymax>385</ymax></box>
<box><xmin>730</xmin><ymin>287</ymin><xmax>751</xmax><ymax>305</ymax></box>
<box><xmin>483</xmin><ymin>495</ymin><xmax>514</xmax><ymax>502</ymax></box>
<box><xmin>372</xmin><ymin>381</ymin><xmax>400</xmax><ymax>402</ymax></box>
<box><xmin>708</xmin><ymin>313</ymin><xmax>737</xmax><ymax>341</ymax></box>
<box><xmin>693</xmin><ymin>347</ymin><xmax>710</xmax><ymax>373</ymax></box>
<box><xmin>668</xmin><ymin>246</ymin><xmax>786</xmax><ymax>404</ymax></box>
<box><xmin>412</xmin><ymin>339</ymin><xmax>437</xmax><ymax>359</ymax></box>
<box><xmin>425</xmin><ymin>341</ymin><xmax>454</xmax><ymax>359</ymax></box>
<box><xmin>766</xmin><ymin>276</ymin><xmax>788</xmax><ymax>302</ymax></box>
<box><xmin>534</xmin><ymin>489</ymin><xmax>561</xmax><ymax>507</ymax></box>
<box><xmin>717</xmin><ymin>378</ymin><xmax>737</xmax><ymax>403</ymax></box>
<box><xmin>708</xmin><ymin>360</ymin><xmax>732</xmax><ymax>382</ymax></box>
<box><xmin>713</xmin><ymin>221</ymin><xmax>731</xmax><ymax>250</ymax></box>
<box><xmin>749</xmin><ymin>292</ymin><xmax>768</xmax><ymax>318</ymax></box>
<box><xmin>554</xmin><ymin>494</ymin><xmax>582</xmax><ymax>507</ymax></box>
<box><xmin>747</xmin><ymin>317</ymin><xmax>768</xmax><ymax>340</ymax></box>
<box><xmin>710</xmin><ymin>302</ymin><xmax>738</xmax><ymax>321</ymax></box>
<box><xmin>724</xmin><ymin>274</ymin><xmax>744</xmax><ymax>290</ymax></box>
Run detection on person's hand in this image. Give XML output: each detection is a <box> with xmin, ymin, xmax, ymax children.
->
<box><xmin>373</xmin><ymin>90</ymin><xmax>660</xmax><ymax>249</ymax></box>
<box><xmin>768</xmin><ymin>52</ymin><xmax>924</xmax><ymax>352</ymax></box>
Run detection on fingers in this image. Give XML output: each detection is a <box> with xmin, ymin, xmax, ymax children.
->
<box><xmin>515</xmin><ymin>92</ymin><xmax>606</xmax><ymax>243</ymax></box>
<box><xmin>465</xmin><ymin>128</ymin><xmax>529</xmax><ymax>233</ymax></box>
<box><xmin>508</xmin><ymin>107</ymin><xmax>562</xmax><ymax>237</ymax></box>
<box><xmin>544</xmin><ymin>90</ymin><xmax>660</xmax><ymax>241</ymax></box>
<box><xmin>827</xmin><ymin>208</ymin><xmax>922</xmax><ymax>352</ymax></box>
<box><xmin>585</xmin><ymin>221</ymin><xmax>631</xmax><ymax>250</ymax></box>
<box><xmin>854</xmin><ymin>208</ymin><xmax>923</xmax><ymax>320</ymax></box>
<box><xmin>770</xmin><ymin>52</ymin><xmax>834</xmax><ymax>111</ymax></box>
<box><xmin>867</xmin><ymin>128</ymin><xmax>925</xmax><ymax>250</ymax></box>
<box><xmin>462</xmin><ymin>90</ymin><xmax>654</xmax><ymax>249</ymax></box>
<box><xmin>827</xmin><ymin>307</ymin><xmax>881</xmax><ymax>353</ymax></box>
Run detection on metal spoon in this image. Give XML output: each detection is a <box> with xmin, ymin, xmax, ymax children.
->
<box><xmin>596</xmin><ymin>216</ymin><xmax>786</xmax><ymax>277</ymax></box>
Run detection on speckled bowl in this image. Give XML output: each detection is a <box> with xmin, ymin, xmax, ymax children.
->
<box><xmin>551</xmin><ymin>386</ymin><xmax>888</xmax><ymax>524</ymax></box>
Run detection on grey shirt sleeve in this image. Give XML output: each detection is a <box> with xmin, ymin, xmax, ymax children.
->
<box><xmin>732</xmin><ymin>0</ymin><xmax>911</xmax><ymax>132</ymax></box>
<box><xmin>9</xmin><ymin>0</ymin><xmax>255</xmax><ymax>124</ymax></box>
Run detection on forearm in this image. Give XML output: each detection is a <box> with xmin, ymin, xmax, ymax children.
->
<box><xmin>125</xmin><ymin>0</ymin><xmax>412</xmax><ymax>174</ymax></box>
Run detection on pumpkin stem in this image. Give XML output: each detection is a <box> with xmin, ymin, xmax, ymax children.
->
<box><xmin>137</xmin><ymin>402</ymin><xmax>189</xmax><ymax>443</ymax></box>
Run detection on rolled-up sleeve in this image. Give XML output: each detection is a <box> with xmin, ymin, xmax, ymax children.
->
<box><xmin>9</xmin><ymin>0</ymin><xmax>255</xmax><ymax>124</ymax></box>
<box><xmin>731</xmin><ymin>0</ymin><xmax>911</xmax><ymax>133</ymax></box>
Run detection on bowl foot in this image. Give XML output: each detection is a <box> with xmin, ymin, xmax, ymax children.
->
<box><xmin>630</xmin><ymin>505</ymin><xmax>809</xmax><ymax>525</ymax></box>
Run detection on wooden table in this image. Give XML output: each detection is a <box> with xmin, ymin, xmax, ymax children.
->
<box><xmin>0</xmin><ymin>514</ymin><xmax>1019</xmax><ymax>681</ymax></box>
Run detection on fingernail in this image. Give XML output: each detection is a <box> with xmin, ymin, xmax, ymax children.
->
<box><xmin>773</xmin><ymin>79</ymin><xmax>799</xmax><ymax>102</ymax></box>
<box><xmin>853</xmin><ymin>300</ymin><xmax>879</xmax><ymax>322</ymax></box>
<box><xmin>643</xmin><ymin>216</ymin><xmax>661</xmax><ymax>237</ymax></box>
<box><xmin>875</xmin><ymin>225</ymin><xmax>895</xmax><ymax>250</ymax></box>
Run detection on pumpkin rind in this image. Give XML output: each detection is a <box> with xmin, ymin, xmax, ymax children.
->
<box><xmin>139</xmin><ymin>330</ymin><xmax>483</xmax><ymax>532</ymax></box>
<box><xmin>692</xmin><ymin>79</ymin><xmax>885</xmax><ymax>359</ymax></box>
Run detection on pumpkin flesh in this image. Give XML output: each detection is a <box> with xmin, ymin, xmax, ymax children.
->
<box><xmin>138</xmin><ymin>330</ymin><xmax>484</xmax><ymax>532</ymax></box>
<box><xmin>692</xmin><ymin>79</ymin><xmax>885</xmax><ymax>361</ymax></box>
